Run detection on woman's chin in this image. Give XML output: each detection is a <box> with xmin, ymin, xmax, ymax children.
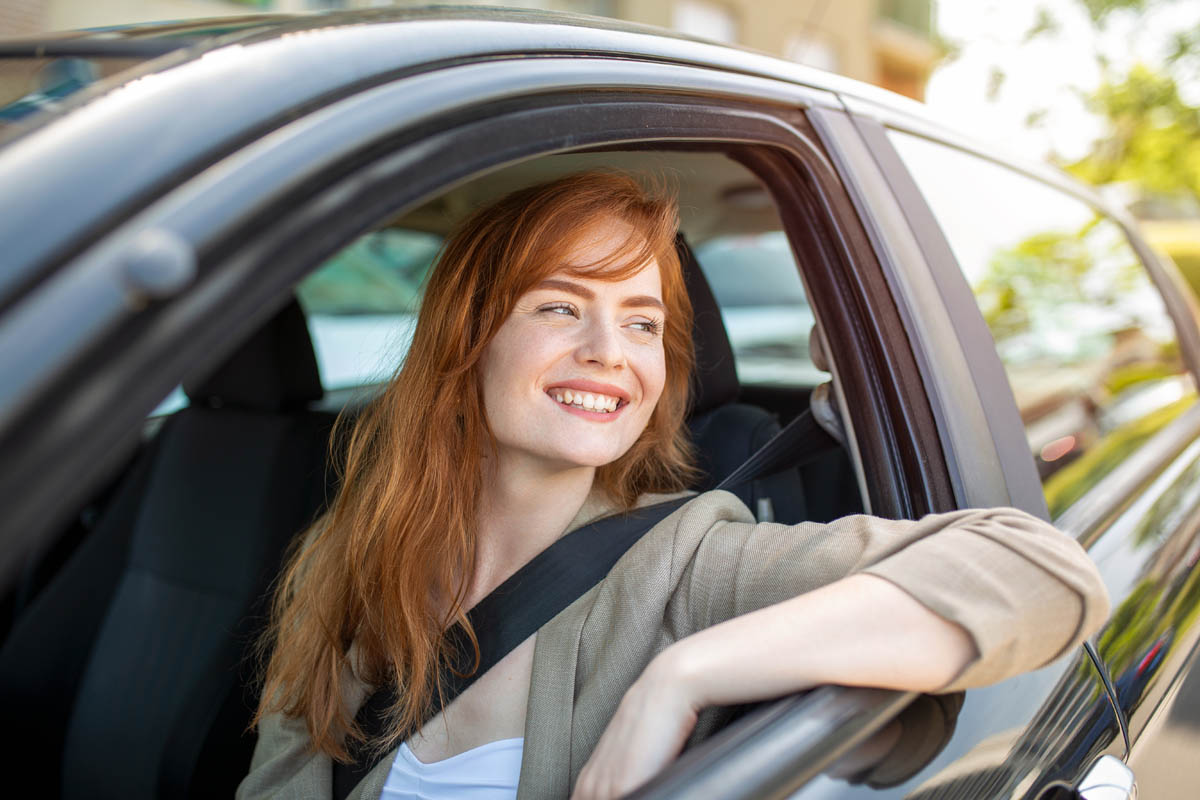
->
<box><xmin>544</xmin><ymin>444</ymin><xmax>632</xmax><ymax>471</ymax></box>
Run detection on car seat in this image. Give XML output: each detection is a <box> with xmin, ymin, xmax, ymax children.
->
<box><xmin>0</xmin><ymin>300</ymin><xmax>337</xmax><ymax>799</ymax></box>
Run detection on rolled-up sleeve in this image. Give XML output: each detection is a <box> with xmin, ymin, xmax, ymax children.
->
<box><xmin>672</xmin><ymin>493</ymin><xmax>1111</xmax><ymax>692</ymax></box>
<box><xmin>859</xmin><ymin>507</ymin><xmax>1110</xmax><ymax>691</ymax></box>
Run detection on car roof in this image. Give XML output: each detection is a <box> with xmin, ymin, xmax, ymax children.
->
<box><xmin>0</xmin><ymin>6</ymin><xmax>1108</xmax><ymax>308</ymax></box>
<box><xmin>0</xmin><ymin>6</ymin><xmax>932</xmax><ymax>141</ymax></box>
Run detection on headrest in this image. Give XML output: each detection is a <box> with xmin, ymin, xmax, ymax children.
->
<box><xmin>679</xmin><ymin>236</ymin><xmax>739</xmax><ymax>415</ymax></box>
<box><xmin>184</xmin><ymin>299</ymin><xmax>323</xmax><ymax>412</ymax></box>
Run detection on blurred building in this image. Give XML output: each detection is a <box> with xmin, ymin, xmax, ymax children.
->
<box><xmin>0</xmin><ymin>0</ymin><xmax>940</xmax><ymax>100</ymax></box>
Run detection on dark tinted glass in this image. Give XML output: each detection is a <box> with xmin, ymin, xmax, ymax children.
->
<box><xmin>890</xmin><ymin>130</ymin><xmax>1195</xmax><ymax>518</ymax></box>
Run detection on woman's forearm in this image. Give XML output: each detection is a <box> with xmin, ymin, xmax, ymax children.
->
<box><xmin>656</xmin><ymin>573</ymin><xmax>978</xmax><ymax>709</ymax></box>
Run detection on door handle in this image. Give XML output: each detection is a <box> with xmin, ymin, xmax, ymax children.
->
<box><xmin>1077</xmin><ymin>754</ymin><xmax>1135</xmax><ymax>799</ymax></box>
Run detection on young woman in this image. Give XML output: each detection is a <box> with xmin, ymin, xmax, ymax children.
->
<box><xmin>239</xmin><ymin>171</ymin><xmax>1110</xmax><ymax>800</ymax></box>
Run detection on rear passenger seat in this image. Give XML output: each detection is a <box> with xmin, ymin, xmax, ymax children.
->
<box><xmin>0</xmin><ymin>300</ymin><xmax>337</xmax><ymax>799</ymax></box>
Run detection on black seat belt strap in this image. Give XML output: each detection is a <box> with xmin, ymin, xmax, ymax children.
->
<box><xmin>716</xmin><ymin>408</ymin><xmax>840</xmax><ymax>491</ymax></box>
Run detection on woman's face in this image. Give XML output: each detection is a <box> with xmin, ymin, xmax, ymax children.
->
<box><xmin>479</xmin><ymin>217</ymin><xmax>667</xmax><ymax>474</ymax></box>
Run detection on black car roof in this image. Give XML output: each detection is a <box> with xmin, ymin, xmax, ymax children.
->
<box><xmin>0</xmin><ymin>6</ymin><xmax>1101</xmax><ymax>309</ymax></box>
<box><xmin>0</xmin><ymin>6</ymin><xmax>930</xmax><ymax>136</ymax></box>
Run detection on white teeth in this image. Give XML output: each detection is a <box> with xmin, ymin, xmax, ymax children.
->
<box><xmin>550</xmin><ymin>389</ymin><xmax>622</xmax><ymax>413</ymax></box>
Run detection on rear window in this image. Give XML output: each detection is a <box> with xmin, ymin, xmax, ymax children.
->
<box><xmin>297</xmin><ymin>228</ymin><xmax>441</xmax><ymax>390</ymax></box>
<box><xmin>694</xmin><ymin>231</ymin><xmax>823</xmax><ymax>387</ymax></box>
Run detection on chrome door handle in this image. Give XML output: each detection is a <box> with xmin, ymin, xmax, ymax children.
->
<box><xmin>1077</xmin><ymin>754</ymin><xmax>1136</xmax><ymax>800</ymax></box>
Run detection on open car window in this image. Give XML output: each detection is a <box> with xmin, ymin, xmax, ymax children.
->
<box><xmin>269</xmin><ymin>153</ymin><xmax>837</xmax><ymax>412</ymax></box>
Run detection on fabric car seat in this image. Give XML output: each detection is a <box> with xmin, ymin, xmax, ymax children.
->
<box><xmin>0</xmin><ymin>300</ymin><xmax>337</xmax><ymax>799</ymax></box>
<box><xmin>679</xmin><ymin>238</ymin><xmax>809</xmax><ymax>523</ymax></box>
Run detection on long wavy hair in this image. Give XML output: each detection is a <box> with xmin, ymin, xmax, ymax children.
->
<box><xmin>254</xmin><ymin>171</ymin><xmax>697</xmax><ymax>759</ymax></box>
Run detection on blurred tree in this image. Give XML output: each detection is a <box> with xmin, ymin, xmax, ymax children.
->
<box><xmin>1065</xmin><ymin>64</ymin><xmax>1200</xmax><ymax>202</ymax></box>
<box><xmin>1021</xmin><ymin>0</ymin><xmax>1198</xmax><ymax>203</ymax></box>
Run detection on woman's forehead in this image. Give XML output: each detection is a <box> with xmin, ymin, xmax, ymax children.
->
<box><xmin>563</xmin><ymin>215</ymin><xmax>641</xmax><ymax>264</ymax></box>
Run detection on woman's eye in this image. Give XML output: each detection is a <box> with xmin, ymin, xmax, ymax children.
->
<box><xmin>540</xmin><ymin>302</ymin><xmax>578</xmax><ymax>317</ymax></box>
<box><xmin>629</xmin><ymin>318</ymin><xmax>663</xmax><ymax>335</ymax></box>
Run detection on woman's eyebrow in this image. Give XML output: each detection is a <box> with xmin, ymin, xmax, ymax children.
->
<box><xmin>622</xmin><ymin>295</ymin><xmax>666</xmax><ymax>313</ymax></box>
<box><xmin>534</xmin><ymin>278</ymin><xmax>665</xmax><ymax>312</ymax></box>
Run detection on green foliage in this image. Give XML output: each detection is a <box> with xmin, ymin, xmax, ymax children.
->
<box><xmin>975</xmin><ymin>216</ymin><xmax>1141</xmax><ymax>346</ymax></box>
<box><xmin>1023</xmin><ymin>7</ymin><xmax>1060</xmax><ymax>42</ymax></box>
<box><xmin>1105</xmin><ymin>360</ymin><xmax>1177</xmax><ymax>393</ymax></box>
<box><xmin>1079</xmin><ymin>0</ymin><xmax>1150</xmax><ymax>24</ymax></box>
<box><xmin>1066</xmin><ymin>65</ymin><xmax>1200</xmax><ymax>202</ymax></box>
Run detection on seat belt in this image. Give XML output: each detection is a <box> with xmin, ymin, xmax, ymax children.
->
<box><xmin>716</xmin><ymin>407</ymin><xmax>840</xmax><ymax>492</ymax></box>
<box><xmin>332</xmin><ymin>408</ymin><xmax>837</xmax><ymax>798</ymax></box>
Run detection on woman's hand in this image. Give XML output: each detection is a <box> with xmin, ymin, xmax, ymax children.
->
<box><xmin>571</xmin><ymin>649</ymin><xmax>700</xmax><ymax>800</ymax></box>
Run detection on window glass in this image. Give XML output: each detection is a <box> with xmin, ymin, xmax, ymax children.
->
<box><xmin>890</xmin><ymin>130</ymin><xmax>1195</xmax><ymax>518</ymax></box>
<box><xmin>694</xmin><ymin>231</ymin><xmax>824</xmax><ymax>387</ymax></box>
<box><xmin>148</xmin><ymin>227</ymin><xmax>439</xmax><ymax>416</ymax></box>
<box><xmin>297</xmin><ymin>228</ymin><xmax>441</xmax><ymax>389</ymax></box>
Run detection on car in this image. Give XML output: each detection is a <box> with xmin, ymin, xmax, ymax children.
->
<box><xmin>1</xmin><ymin>7</ymin><xmax>1197</xmax><ymax>799</ymax></box>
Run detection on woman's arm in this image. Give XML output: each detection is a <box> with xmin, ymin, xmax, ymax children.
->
<box><xmin>570</xmin><ymin>574</ymin><xmax>975</xmax><ymax>800</ymax></box>
<box><xmin>675</xmin><ymin>572</ymin><xmax>976</xmax><ymax>700</ymax></box>
<box><xmin>570</xmin><ymin>501</ymin><xmax>1111</xmax><ymax>800</ymax></box>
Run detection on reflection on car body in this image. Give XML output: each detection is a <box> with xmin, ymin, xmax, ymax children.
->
<box><xmin>1</xmin><ymin>6</ymin><xmax>1199</xmax><ymax>799</ymax></box>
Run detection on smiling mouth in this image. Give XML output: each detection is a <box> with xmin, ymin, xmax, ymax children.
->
<box><xmin>548</xmin><ymin>389</ymin><xmax>624</xmax><ymax>414</ymax></box>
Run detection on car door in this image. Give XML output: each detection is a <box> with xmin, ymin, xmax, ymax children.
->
<box><xmin>822</xmin><ymin>97</ymin><xmax>1200</xmax><ymax>798</ymax></box>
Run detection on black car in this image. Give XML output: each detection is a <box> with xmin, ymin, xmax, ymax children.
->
<box><xmin>1</xmin><ymin>8</ymin><xmax>1197</xmax><ymax>799</ymax></box>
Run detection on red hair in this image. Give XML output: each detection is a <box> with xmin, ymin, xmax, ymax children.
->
<box><xmin>255</xmin><ymin>171</ymin><xmax>696</xmax><ymax>759</ymax></box>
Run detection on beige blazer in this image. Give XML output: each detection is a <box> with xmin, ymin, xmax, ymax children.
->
<box><xmin>237</xmin><ymin>490</ymin><xmax>1111</xmax><ymax>800</ymax></box>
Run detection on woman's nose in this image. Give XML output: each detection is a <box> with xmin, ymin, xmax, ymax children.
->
<box><xmin>576</xmin><ymin>319</ymin><xmax>625</xmax><ymax>368</ymax></box>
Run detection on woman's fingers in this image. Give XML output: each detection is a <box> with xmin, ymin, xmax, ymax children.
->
<box><xmin>571</xmin><ymin>661</ymin><xmax>699</xmax><ymax>800</ymax></box>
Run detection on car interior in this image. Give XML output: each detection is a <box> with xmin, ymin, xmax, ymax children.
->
<box><xmin>0</xmin><ymin>149</ymin><xmax>864</xmax><ymax>797</ymax></box>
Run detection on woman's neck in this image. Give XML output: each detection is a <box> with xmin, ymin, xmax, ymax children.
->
<box><xmin>469</xmin><ymin>456</ymin><xmax>598</xmax><ymax>606</ymax></box>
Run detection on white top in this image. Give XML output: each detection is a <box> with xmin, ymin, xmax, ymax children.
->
<box><xmin>380</xmin><ymin>737</ymin><xmax>524</xmax><ymax>799</ymax></box>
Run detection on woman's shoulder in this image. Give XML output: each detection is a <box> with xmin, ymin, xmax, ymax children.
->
<box><xmin>575</xmin><ymin>488</ymin><xmax>756</xmax><ymax>533</ymax></box>
<box><xmin>649</xmin><ymin>488</ymin><xmax>757</xmax><ymax>526</ymax></box>
<box><xmin>621</xmin><ymin>489</ymin><xmax>759</xmax><ymax>560</ymax></box>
